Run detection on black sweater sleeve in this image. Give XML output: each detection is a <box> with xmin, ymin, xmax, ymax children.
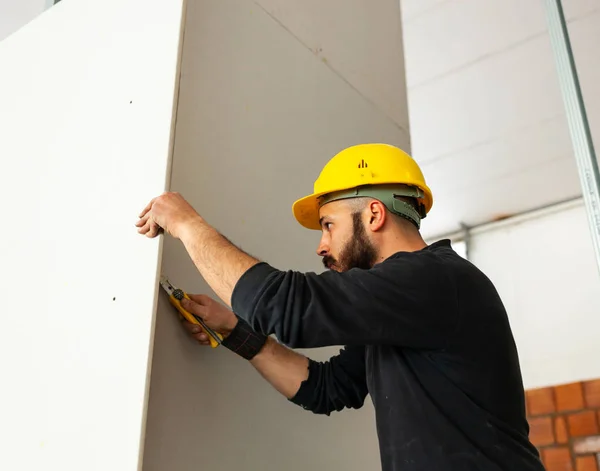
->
<box><xmin>231</xmin><ymin>251</ymin><xmax>459</xmax><ymax>349</ymax></box>
<box><xmin>289</xmin><ymin>345</ymin><xmax>367</xmax><ymax>416</ymax></box>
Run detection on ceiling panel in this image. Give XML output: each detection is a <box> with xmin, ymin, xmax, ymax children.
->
<box><xmin>422</xmin><ymin>155</ymin><xmax>581</xmax><ymax>237</ymax></box>
<box><xmin>568</xmin><ymin>9</ymin><xmax>600</xmax><ymax>145</ymax></box>
<box><xmin>421</xmin><ymin>115</ymin><xmax>572</xmax><ymax>197</ymax></box>
<box><xmin>401</xmin><ymin>2</ymin><xmax>600</xmax><ymax>237</ymax></box>
<box><xmin>408</xmin><ymin>32</ymin><xmax>563</xmax><ymax>162</ymax></box>
<box><xmin>402</xmin><ymin>0</ymin><xmax>547</xmax><ymax>88</ymax></box>
<box><xmin>402</xmin><ymin>0</ymin><xmax>599</xmax><ymax>88</ymax></box>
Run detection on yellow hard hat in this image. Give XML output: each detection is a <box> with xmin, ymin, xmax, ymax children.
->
<box><xmin>292</xmin><ymin>143</ymin><xmax>433</xmax><ymax>230</ymax></box>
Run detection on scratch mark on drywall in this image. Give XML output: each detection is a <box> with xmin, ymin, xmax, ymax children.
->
<box><xmin>250</xmin><ymin>0</ymin><xmax>409</xmax><ymax>136</ymax></box>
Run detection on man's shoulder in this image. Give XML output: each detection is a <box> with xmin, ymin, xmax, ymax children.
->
<box><xmin>378</xmin><ymin>239</ymin><xmax>462</xmax><ymax>274</ymax></box>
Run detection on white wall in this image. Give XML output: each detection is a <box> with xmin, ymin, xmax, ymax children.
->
<box><xmin>0</xmin><ymin>0</ymin><xmax>48</xmax><ymax>41</ymax></box>
<box><xmin>142</xmin><ymin>0</ymin><xmax>409</xmax><ymax>470</ymax></box>
<box><xmin>0</xmin><ymin>1</ymin><xmax>185</xmax><ymax>470</ymax></box>
<box><xmin>463</xmin><ymin>200</ymin><xmax>600</xmax><ymax>390</ymax></box>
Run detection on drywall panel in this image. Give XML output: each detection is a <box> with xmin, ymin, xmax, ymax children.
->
<box><xmin>142</xmin><ymin>0</ymin><xmax>410</xmax><ymax>469</ymax></box>
<box><xmin>253</xmin><ymin>0</ymin><xmax>410</xmax><ymax>130</ymax></box>
<box><xmin>0</xmin><ymin>0</ymin><xmax>47</xmax><ymax>41</ymax></box>
<box><xmin>468</xmin><ymin>202</ymin><xmax>600</xmax><ymax>390</ymax></box>
<box><xmin>0</xmin><ymin>0</ymin><xmax>185</xmax><ymax>470</ymax></box>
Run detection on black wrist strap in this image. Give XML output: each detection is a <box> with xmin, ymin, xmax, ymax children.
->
<box><xmin>222</xmin><ymin>316</ymin><xmax>267</xmax><ymax>360</ymax></box>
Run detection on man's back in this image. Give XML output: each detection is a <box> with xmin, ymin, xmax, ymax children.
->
<box><xmin>366</xmin><ymin>240</ymin><xmax>544</xmax><ymax>470</ymax></box>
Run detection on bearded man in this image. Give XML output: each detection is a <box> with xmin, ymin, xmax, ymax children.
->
<box><xmin>136</xmin><ymin>143</ymin><xmax>545</xmax><ymax>471</ymax></box>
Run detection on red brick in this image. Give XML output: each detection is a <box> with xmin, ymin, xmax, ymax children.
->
<box><xmin>527</xmin><ymin>387</ymin><xmax>556</xmax><ymax>416</ymax></box>
<box><xmin>583</xmin><ymin>380</ymin><xmax>600</xmax><ymax>408</ymax></box>
<box><xmin>530</xmin><ymin>416</ymin><xmax>555</xmax><ymax>446</ymax></box>
<box><xmin>576</xmin><ymin>455</ymin><xmax>599</xmax><ymax>471</ymax></box>
<box><xmin>569</xmin><ymin>411</ymin><xmax>599</xmax><ymax>437</ymax></box>
<box><xmin>543</xmin><ymin>447</ymin><xmax>573</xmax><ymax>471</ymax></box>
<box><xmin>556</xmin><ymin>416</ymin><xmax>570</xmax><ymax>444</ymax></box>
<box><xmin>573</xmin><ymin>436</ymin><xmax>600</xmax><ymax>454</ymax></box>
<box><xmin>556</xmin><ymin>383</ymin><xmax>585</xmax><ymax>412</ymax></box>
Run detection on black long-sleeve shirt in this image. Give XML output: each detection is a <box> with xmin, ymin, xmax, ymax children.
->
<box><xmin>231</xmin><ymin>239</ymin><xmax>545</xmax><ymax>471</ymax></box>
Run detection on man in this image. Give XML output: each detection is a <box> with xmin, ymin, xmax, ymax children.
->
<box><xmin>136</xmin><ymin>143</ymin><xmax>545</xmax><ymax>471</ymax></box>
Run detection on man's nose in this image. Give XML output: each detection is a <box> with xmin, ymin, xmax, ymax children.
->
<box><xmin>316</xmin><ymin>238</ymin><xmax>329</xmax><ymax>257</ymax></box>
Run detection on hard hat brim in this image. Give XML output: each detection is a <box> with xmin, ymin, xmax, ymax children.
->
<box><xmin>292</xmin><ymin>192</ymin><xmax>323</xmax><ymax>230</ymax></box>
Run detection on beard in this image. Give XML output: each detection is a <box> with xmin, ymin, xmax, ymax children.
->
<box><xmin>322</xmin><ymin>212</ymin><xmax>378</xmax><ymax>272</ymax></box>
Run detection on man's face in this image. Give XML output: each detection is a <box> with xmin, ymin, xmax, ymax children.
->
<box><xmin>317</xmin><ymin>199</ymin><xmax>378</xmax><ymax>272</ymax></box>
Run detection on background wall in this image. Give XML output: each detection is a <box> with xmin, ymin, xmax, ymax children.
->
<box><xmin>0</xmin><ymin>1</ymin><xmax>185</xmax><ymax>469</ymax></box>
<box><xmin>430</xmin><ymin>200</ymin><xmax>600</xmax><ymax>470</ymax></box>
<box><xmin>463</xmin><ymin>200</ymin><xmax>600</xmax><ymax>391</ymax></box>
<box><xmin>142</xmin><ymin>0</ymin><xmax>409</xmax><ymax>470</ymax></box>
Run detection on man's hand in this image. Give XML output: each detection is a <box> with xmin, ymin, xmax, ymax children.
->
<box><xmin>136</xmin><ymin>192</ymin><xmax>202</xmax><ymax>239</ymax></box>
<box><xmin>136</xmin><ymin>191</ymin><xmax>259</xmax><ymax>307</ymax></box>
<box><xmin>179</xmin><ymin>294</ymin><xmax>239</xmax><ymax>345</ymax></box>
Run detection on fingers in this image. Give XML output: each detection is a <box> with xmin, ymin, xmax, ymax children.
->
<box><xmin>185</xmin><ymin>294</ymin><xmax>211</xmax><ymax>306</ymax></box>
<box><xmin>146</xmin><ymin>221</ymin><xmax>162</xmax><ymax>238</ymax></box>
<box><xmin>181</xmin><ymin>296</ymin><xmax>209</xmax><ymax>316</ymax></box>
<box><xmin>137</xmin><ymin>198</ymin><xmax>162</xmax><ymax>238</ymax></box>
<box><xmin>139</xmin><ymin>198</ymin><xmax>156</xmax><ymax>218</ymax></box>
<box><xmin>181</xmin><ymin>320</ymin><xmax>210</xmax><ymax>346</ymax></box>
<box><xmin>137</xmin><ymin>218</ymin><xmax>162</xmax><ymax>238</ymax></box>
<box><xmin>136</xmin><ymin>218</ymin><xmax>150</xmax><ymax>234</ymax></box>
<box><xmin>135</xmin><ymin>213</ymin><xmax>148</xmax><ymax>228</ymax></box>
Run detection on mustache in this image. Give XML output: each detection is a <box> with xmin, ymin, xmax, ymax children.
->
<box><xmin>322</xmin><ymin>255</ymin><xmax>337</xmax><ymax>269</ymax></box>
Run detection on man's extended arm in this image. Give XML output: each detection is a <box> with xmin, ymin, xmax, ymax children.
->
<box><xmin>178</xmin><ymin>219</ymin><xmax>258</xmax><ymax>307</ymax></box>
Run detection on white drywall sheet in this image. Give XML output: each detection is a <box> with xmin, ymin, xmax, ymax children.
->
<box><xmin>142</xmin><ymin>0</ymin><xmax>410</xmax><ymax>470</ymax></box>
<box><xmin>0</xmin><ymin>0</ymin><xmax>185</xmax><ymax>469</ymax></box>
<box><xmin>468</xmin><ymin>201</ymin><xmax>600</xmax><ymax>390</ymax></box>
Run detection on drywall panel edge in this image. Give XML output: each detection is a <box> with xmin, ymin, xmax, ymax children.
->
<box><xmin>136</xmin><ymin>2</ymin><xmax>188</xmax><ymax>469</ymax></box>
<box><xmin>0</xmin><ymin>0</ymin><xmax>186</xmax><ymax>470</ymax></box>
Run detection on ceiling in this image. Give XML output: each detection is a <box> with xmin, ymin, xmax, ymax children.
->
<box><xmin>400</xmin><ymin>0</ymin><xmax>600</xmax><ymax>237</ymax></box>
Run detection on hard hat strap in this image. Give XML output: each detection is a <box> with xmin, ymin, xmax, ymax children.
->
<box><xmin>317</xmin><ymin>184</ymin><xmax>426</xmax><ymax>229</ymax></box>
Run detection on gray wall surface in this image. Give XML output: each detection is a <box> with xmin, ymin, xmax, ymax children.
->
<box><xmin>143</xmin><ymin>0</ymin><xmax>410</xmax><ymax>469</ymax></box>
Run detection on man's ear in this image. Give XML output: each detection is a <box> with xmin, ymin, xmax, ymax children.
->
<box><xmin>367</xmin><ymin>200</ymin><xmax>387</xmax><ymax>232</ymax></box>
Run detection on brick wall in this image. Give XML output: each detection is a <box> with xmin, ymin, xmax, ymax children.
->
<box><xmin>526</xmin><ymin>379</ymin><xmax>600</xmax><ymax>471</ymax></box>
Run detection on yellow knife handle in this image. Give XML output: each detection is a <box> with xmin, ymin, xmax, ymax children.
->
<box><xmin>168</xmin><ymin>295</ymin><xmax>222</xmax><ymax>348</ymax></box>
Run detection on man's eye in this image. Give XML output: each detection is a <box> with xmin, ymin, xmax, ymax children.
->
<box><xmin>325</xmin><ymin>223</ymin><xmax>332</xmax><ymax>230</ymax></box>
